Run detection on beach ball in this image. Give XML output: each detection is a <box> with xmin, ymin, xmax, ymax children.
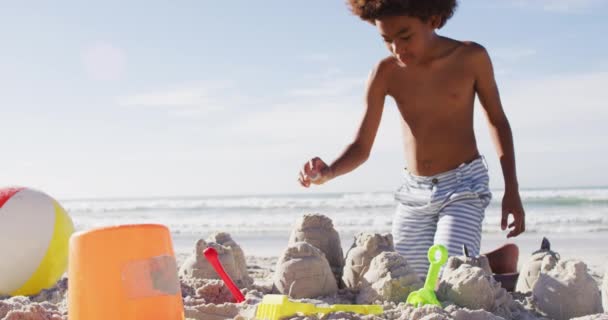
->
<box><xmin>0</xmin><ymin>187</ymin><xmax>74</xmax><ymax>296</ymax></box>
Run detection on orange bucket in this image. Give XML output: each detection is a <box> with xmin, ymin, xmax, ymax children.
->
<box><xmin>68</xmin><ymin>224</ymin><xmax>184</xmax><ymax>320</ymax></box>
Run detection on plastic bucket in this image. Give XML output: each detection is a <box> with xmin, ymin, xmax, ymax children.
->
<box><xmin>68</xmin><ymin>224</ymin><xmax>184</xmax><ymax>319</ymax></box>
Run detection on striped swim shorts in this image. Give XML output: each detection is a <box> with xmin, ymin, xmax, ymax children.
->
<box><xmin>392</xmin><ymin>156</ymin><xmax>492</xmax><ymax>279</ymax></box>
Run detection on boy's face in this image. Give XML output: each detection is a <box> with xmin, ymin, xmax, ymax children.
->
<box><xmin>375</xmin><ymin>15</ymin><xmax>437</xmax><ymax>66</ymax></box>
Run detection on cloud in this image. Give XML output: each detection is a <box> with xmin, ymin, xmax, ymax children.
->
<box><xmin>287</xmin><ymin>76</ymin><xmax>365</xmax><ymax>97</ymax></box>
<box><xmin>82</xmin><ymin>42</ymin><xmax>127</xmax><ymax>81</ymax></box>
<box><xmin>509</xmin><ymin>0</ymin><xmax>605</xmax><ymax>12</ymax></box>
<box><xmin>492</xmin><ymin>47</ymin><xmax>537</xmax><ymax>62</ymax></box>
<box><xmin>297</xmin><ymin>53</ymin><xmax>331</xmax><ymax>62</ymax></box>
<box><xmin>116</xmin><ymin>81</ymin><xmax>248</xmax><ymax>117</ymax></box>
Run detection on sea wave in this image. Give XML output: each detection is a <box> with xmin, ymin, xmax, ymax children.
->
<box><xmin>61</xmin><ymin>188</ymin><xmax>608</xmax><ymax>213</ymax></box>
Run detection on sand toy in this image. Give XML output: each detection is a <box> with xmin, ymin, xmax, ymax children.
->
<box><xmin>406</xmin><ymin>244</ymin><xmax>448</xmax><ymax>307</ymax></box>
<box><xmin>255</xmin><ymin>294</ymin><xmax>383</xmax><ymax>320</ymax></box>
<box><xmin>203</xmin><ymin>247</ymin><xmax>245</xmax><ymax>302</ymax></box>
<box><xmin>68</xmin><ymin>224</ymin><xmax>183</xmax><ymax>320</ymax></box>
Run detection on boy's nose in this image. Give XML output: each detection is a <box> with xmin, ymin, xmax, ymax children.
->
<box><xmin>391</xmin><ymin>42</ymin><xmax>407</xmax><ymax>56</ymax></box>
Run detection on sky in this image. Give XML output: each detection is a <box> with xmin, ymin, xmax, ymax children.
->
<box><xmin>1</xmin><ymin>0</ymin><xmax>607</xmax><ymax>199</ymax></box>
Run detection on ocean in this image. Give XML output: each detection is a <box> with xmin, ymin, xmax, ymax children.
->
<box><xmin>61</xmin><ymin>187</ymin><xmax>608</xmax><ymax>256</ymax></box>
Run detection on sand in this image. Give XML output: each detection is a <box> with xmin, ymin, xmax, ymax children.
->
<box><xmin>1</xmin><ymin>216</ymin><xmax>607</xmax><ymax>320</ymax></box>
<box><xmin>604</xmin><ymin>267</ymin><xmax>608</xmax><ymax>312</ymax></box>
<box><xmin>343</xmin><ymin>232</ymin><xmax>395</xmax><ymax>289</ymax></box>
<box><xmin>288</xmin><ymin>214</ymin><xmax>345</xmax><ymax>288</ymax></box>
<box><xmin>356</xmin><ymin>251</ymin><xmax>422</xmax><ymax>304</ymax></box>
<box><xmin>532</xmin><ymin>260</ymin><xmax>603</xmax><ymax>320</ymax></box>
<box><xmin>273</xmin><ymin>241</ymin><xmax>338</xmax><ymax>299</ymax></box>
<box><xmin>180</xmin><ymin>233</ymin><xmax>253</xmax><ymax>288</ymax></box>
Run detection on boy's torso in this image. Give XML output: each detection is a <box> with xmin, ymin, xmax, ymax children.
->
<box><xmin>383</xmin><ymin>39</ymin><xmax>481</xmax><ymax>176</ymax></box>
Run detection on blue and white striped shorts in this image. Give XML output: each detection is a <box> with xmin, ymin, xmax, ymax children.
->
<box><xmin>392</xmin><ymin>156</ymin><xmax>492</xmax><ymax>279</ymax></box>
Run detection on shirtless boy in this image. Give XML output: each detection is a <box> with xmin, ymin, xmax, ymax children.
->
<box><xmin>298</xmin><ymin>0</ymin><xmax>524</xmax><ymax>278</ymax></box>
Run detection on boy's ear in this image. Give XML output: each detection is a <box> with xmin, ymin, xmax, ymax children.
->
<box><xmin>428</xmin><ymin>15</ymin><xmax>442</xmax><ymax>29</ymax></box>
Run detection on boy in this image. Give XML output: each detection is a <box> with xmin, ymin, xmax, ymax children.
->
<box><xmin>298</xmin><ymin>0</ymin><xmax>525</xmax><ymax>278</ymax></box>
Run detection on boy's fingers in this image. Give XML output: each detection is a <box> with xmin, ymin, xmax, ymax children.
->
<box><xmin>303</xmin><ymin>161</ymin><xmax>312</xmax><ymax>175</ymax></box>
<box><xmin>501</xmin><ymin>210</ymin><xmax>508</xmax><ymax>230</ymax></box>
<box><xmin>298</xmin><ymin>171</ymin><xmax>310</xmax><ymax>187</ymax></box>
<box><xmin>507</xmin><ymin>215</ymin><xmax>524</xmax><ymax>238</ymax></box>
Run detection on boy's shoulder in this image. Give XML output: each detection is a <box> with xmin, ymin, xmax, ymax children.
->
<box><xmin>374</xmin><ymin>40</ymin><xmax>490</xmax><ymax>71</ymax></box>
<box><xmin>457</xmin><ymin>40</ymin><xmax>494</xmax><ymax>71</ymax></box>
<box><xmin>459</xmin><ymin>40</ymin><xmax>490</xmax><ymax>60</ymax></box>
<box><xmin>440</xmin><ymin>39</ymin><xmax>490</xmax><ymax>64</ymax></box>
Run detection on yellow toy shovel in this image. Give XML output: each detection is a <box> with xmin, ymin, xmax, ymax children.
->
<box><xmin>255</xmin><ymin>294</ymin><xmax>383</xmax><ymax>320</ymax></box>
<box><xmin>406</xmin><ymin>244</ymin><xmax>449</xmax><ymax>307</ymax></box>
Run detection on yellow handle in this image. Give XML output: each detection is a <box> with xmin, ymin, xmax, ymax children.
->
<box><xmin>315</xmin><ymin>304</ymin><xmax>383</xmax><ymax>315</ymax></box>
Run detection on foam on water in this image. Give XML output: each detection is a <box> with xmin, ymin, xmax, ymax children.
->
<box><xmin>62</xmin><ymin>188</ymin><xmax>608</xmax><ymax>248</ymax></box>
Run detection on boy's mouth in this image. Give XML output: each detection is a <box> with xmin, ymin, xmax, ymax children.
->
<box><xmin>397</xmin><ymin>54</ymin><xmax>411</xmax><ymax>65</ymax></box>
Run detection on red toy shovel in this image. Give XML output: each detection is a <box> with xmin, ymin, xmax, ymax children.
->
<box><xmin>203</xmin><ymin>247</ymin><xmax>245</xmax><ymax>302</ymax></box>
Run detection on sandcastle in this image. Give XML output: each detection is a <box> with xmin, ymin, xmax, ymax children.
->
<box><xmin>179</xmin><ymin>232</ymin><xmax>252</xmax><ymax>288</ymax></box>
<box><xmin>516</xmin><ymin>237</ymin><xmax>559</xmax><ymax>293</ymax></box>
<box><xmin>603</xmin><ymin>267</ymin><xmax>608</xmax><ymax>312</ymax></box>
<box><xmin>437</xmin><ymin>253</ymin><xmax>554</xmax><ymax>320</ymax></box>
<box><xmin>446</xmin><ymin>249</ymin><xmax>493</xmax><ymax>276</ymax></box>
<box><xmin>532</xmin><ymin>260</ymin><xmax>603</xmax><ymax>320</ymax></box>
<box><xmin>273</xmin><ymin>241</ymin><xmax>338</xmax><ymax>299</ymax></box>
<box><xmin>356</xmin><ymin>251</ymin><xmax>422</xmax><ymax>304</ymax></box>
<box><xmin>288</xmin><ymin>213</ymin><xmax>345</xmax><ymax>287</ymax></box>
<box><xmin>438</xmin><ymin>259</ymin><xmax>509</xmax><ymax>312</ymax></box>
<box><xmin>343</xmin><ymin>232</ymin><xmax>394</xmax><ymax>289</ymax></box>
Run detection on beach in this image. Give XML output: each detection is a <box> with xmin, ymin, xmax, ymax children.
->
<box><xmin>1</xmin><ymin>188</ymin><xmax>607</xmax><ymax>319</ymax></box>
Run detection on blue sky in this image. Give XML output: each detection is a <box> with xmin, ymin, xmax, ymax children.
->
<box><xmin>1</xmin><ymin>0</ymin><xmax>607</xmax><ymax>198</ymax></box>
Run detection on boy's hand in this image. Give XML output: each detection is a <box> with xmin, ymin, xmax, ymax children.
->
<box><xmin>298</xmin><ymin>157</ymin><xmax>333</xmax><ymax>188</ymax></box>
<box><xmin>501</xmin><ymin>190</ymin><xmax>525</xmax><ymax>238</ymax></box>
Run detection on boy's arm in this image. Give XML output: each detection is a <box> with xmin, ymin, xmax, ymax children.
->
<box><xmin>327</xmin><ymin>61</ymin><xmax>388</xmax><ymax>180</ymax></box>
<box><xmin>472</xmin><ymin>44</ymin><xmax>525</xmax><ymax>238</ymax></box>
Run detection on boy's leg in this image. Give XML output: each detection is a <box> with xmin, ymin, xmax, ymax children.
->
<box><xmin>483</xmin><ymin>243</ymin><xmax>519</xmax><ymax>274</ymax></box>
<box><xmin>434</xmin><ymin>194</ymin><xmax>489</xmax><ymax>258</ymax></box>
<box><xmin>392</xmin><ymin>202</ymin><xmax>438</xmax><ymax>279</ymax></box>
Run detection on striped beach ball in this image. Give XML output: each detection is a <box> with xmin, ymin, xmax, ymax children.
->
<box><xmin>0</xmin><ymin>187</ymin><xmax>74</xmax><ymax>296</ymax></box>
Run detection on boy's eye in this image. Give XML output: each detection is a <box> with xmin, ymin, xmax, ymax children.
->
<box><xmin>401</xmin><ymin>35</ymin><xmax>411</xmax><ymax>41</ymax></box>
<box><xmin>383</xmin><ymin>38</ymin><xmax>392</xmax><ymax>43</ymax></box>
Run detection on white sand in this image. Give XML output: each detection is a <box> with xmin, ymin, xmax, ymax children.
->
<box><xmin>273</xmin><ymin>241</ymin><xmax>338</xmax><ymax>299</ymax></box>
<box><xmin>1</xmin><ymin>218</ymin><xmax>607</xmax><ymax>320</ymax></box>
<box><xmin>357</xmin><ymin>251</ymin><xmax>422</xmax><ymax>304</ymax></box>
<box><xmin>343</xmin><ymin>232</ymin><xmax>394</xmax><ymax>289</ymax></box>
<box><xmin>288</xmin><ymin>213</ymin><xmax>345</xmax><ymax>287</ymax></box>
<box><xmin>604</xmin><ymin>267</ymin><xmax>608</xmax><ymax>312</ymax></box>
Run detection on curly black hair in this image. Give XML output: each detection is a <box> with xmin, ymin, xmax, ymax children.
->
<box><xmin>347</xmin><ymin>0</ymin><xmax>457</xmax><ymax>28</ymax></box>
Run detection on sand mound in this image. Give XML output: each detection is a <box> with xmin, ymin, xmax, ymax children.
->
<box><xmin>273</xmin><ymin>241</ymin><xmax>338</xmax><ymax>299</ymax></box>
<box><xmin>603</xmin><ymin>267</ymin><xmax>607</xmax><ymax>313</ymax></box>
<box><xmin>445</xmin><ymin>253</ymin><xmax>493</xmax><ymax>276</ymax></box>
<box><xmin>0</xmin><ymin>296</ymin><xmax>65</xmax><ymax>320</ymax></box>
<box><xmin>450</xmin><ymin>310</ymin><xmax>504</xmax><ymax>320</ymax></box>
<box><xmin>357</xmin><ymin>251</ymin><xmax>422</xmax><ymax>304</ymax></box>
<box><xmin>516</xmin><ymin>238</ymin><xmax>559</xmax><ymax>293</ymax></box>
<box><xmin>179</xmin><ymin>233</ymin><xmax>252</xmax><ymax>288</ymax></box>
<box><xmin>438</xmin><ymin>261</ymin><xmax>501</xmax><ymax>311</ymax></box>
<box><xmin>532</xmin><ymin>259</ymin><xmax>603</xmax><ymax>320</ymax></box>
<box><xmin>437</xmin><ymin>256</ymin><xmax>542</xmax><ymax>320</ymax></box>
<box><xmin>343</xmin><ymin>232</ymin><xmax>394</xmax><ymax>289</ymax></box>
<box><xmin>387</xmin><ymin>303</ymin><xmax>452</xmax><ymax>320</ymax></box>
<box><xmin>289</xmin><ymin>214</ymin><xmax>344</xmax><ymax>287</ymax></box>
<box><xmin>207</xmin><ymin>232</ymin><xmax>251</xmax><ymax>285</ymax></box>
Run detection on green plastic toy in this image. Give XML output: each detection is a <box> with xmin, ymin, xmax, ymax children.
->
<box><xmin>406</xmin><ymin>244</ymin><xmax>449</xmax><ymax>307</ymax></box>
